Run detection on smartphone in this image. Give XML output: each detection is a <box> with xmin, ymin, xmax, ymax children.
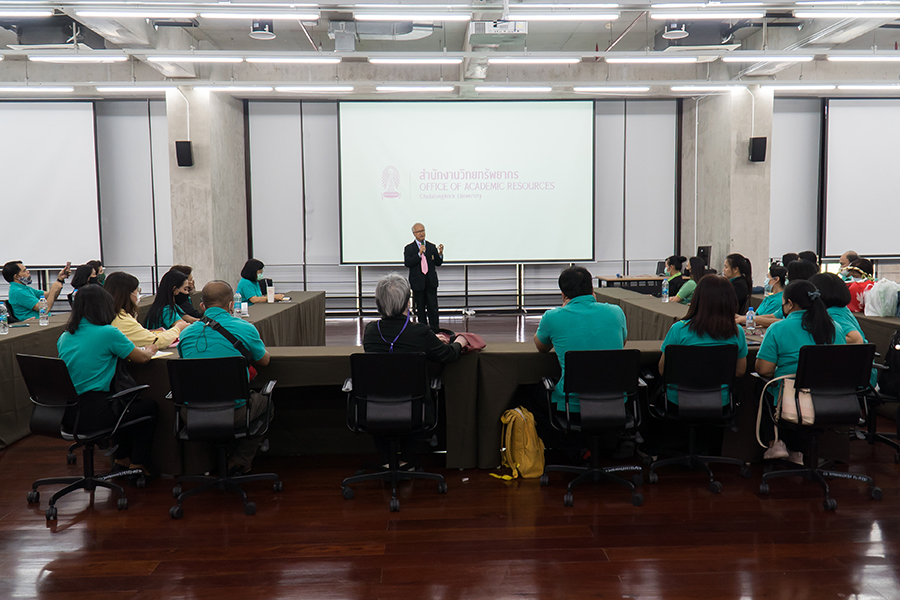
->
<box><xmin>10</xmin><ymin>323</ymin><xmax>29</xmax><ymax>328</ymax></box>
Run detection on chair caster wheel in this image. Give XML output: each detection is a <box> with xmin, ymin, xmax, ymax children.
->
<box><xmin>709</xmin><ymin>481</ymin><xmax>723</xmax><ymax>494</ymax></box>
<box><xmin>27</xmin><ymin>491</ymin><xmax>40</xmax><ymax>504</ymax></box>
<box><xmin>117</xmin><ymin>497</ymin><xmax>128</xmax><ymax>511</ymax></box>
<box><xmin>540</xmin><ymin>474</ymin><xmax>549</xmax><ymax>486</ymax></box>
<box><xmin>563</xmin><ymin>493</ymin><xmax>574</xmax><ymax>507</ymax></box>
<box><xmin>274</xmin><ymin>481</ymin><xmax>283</xmax><ymax>492</ymax></box>
<box><xmin>648</xmin><ymin>472</ymin><xmax>658</xmax><ymax>484</ymax></box>
<box><xmin>46</xmin><ymin>506</ymin><xmax>57</xmax><ymax>521</ymax></box>
<box><xmin>438</xmin><ymin>482</ymin><xmax>447</xmax><ymax>494</ymax></box>
<box><xmin>632</xmin><ymin>474</ymin><xmax>643</xmax><ymax>487</ymax></box>
<box><xmin>824</xmin><ymin>498</ymin><xmax>837</xmax><ymax>511</ymax></box>
<box><xmin>632</xmin><ymin>493</ymin><xmax>644</xmax><ymax>507</ymax></box>
<box><xmin>642</xmin><ymin>455</ymin><xmax>652</xmax><ymax>467</ymax></box>
<box><xmin>170</xmin><ymin>506</ymin><xmax>183</xmax><ymax>519</ymax></box>
<box><xmin>66</xmin><ymin>453</ymin><xmax>77</xmax><ymax>465</ymax></box>
<box><xmin>342</xmin><ymin>487</ymin><xmax>354</xmax><ymax>500</ymax></box>
<box><xmin>740</xmin><ymin>466</ymin><xmax>752</xmax><ymax>478</ymax></box>
<box><xmin>244</xmin><ymin>502</ymin><xmax>257</xmax><ymax>516</ymax></box>
<box><xmin>135</xmin><ymin>476</ymin><xmax>146</xmax><ymax>489</ymax></box>
<box><xmin>172</xmin><ymin>485</ymin><xmax>182</xmax><ymax>498</ymax></box>
<box><xmin>389</xmin><ymin>498</ymin><xmax>400</xmax><ymax>512</ymax></box>
<box><xmin>759</xmin><ymin>483</ymin><xmax>769</xmax><ymax>495</ymax></box>
<box><xmin>872</xmin><ymin>487</ymin><xmax>883</xmax><ymax>501</ymax></box>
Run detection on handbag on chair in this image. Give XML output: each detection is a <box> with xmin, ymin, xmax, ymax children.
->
<box><xmin>756</xmin><ymin>375</ymin><xmax>815</xmax><ymax>448</ymax></box>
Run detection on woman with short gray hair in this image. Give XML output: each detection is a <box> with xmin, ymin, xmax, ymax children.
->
<box><xmin>374</xmin><ymin>273</ymin><xmax>412</xmax><ymax>318</ymax></box>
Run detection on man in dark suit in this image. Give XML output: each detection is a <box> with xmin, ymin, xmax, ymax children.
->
<box><xmin>403</xmin><ymin>222</ymin><xmax>443</xmax><ymax>332</ymax></box>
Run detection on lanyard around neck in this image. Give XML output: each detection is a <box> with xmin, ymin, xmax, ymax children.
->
<box><xmin>377</xmin><ymin>312</ymin><xmax>410</xmax><ymax>353</ymax></box>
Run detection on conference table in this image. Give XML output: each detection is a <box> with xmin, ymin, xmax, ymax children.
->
<box><xmin>596</xmin><ymin>275</ymin><xmax>665</xmax><ymax>297</ymax></box>
<box><xmin>0</xmin><ymin>291</ymin><xmax>326</xmax><ymax>451</ymax></box>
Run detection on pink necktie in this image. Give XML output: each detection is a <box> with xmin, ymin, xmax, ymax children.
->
<box><xmin>420</xmin><ymin>246</ymin><xmax>428</xmax><ymax>275</ymax></box>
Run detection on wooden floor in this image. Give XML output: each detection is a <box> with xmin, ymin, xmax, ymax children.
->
<box><xmin>3</xmin><ymin>315</ymin><xmax>900</xmax><ymax>599</ymax></box>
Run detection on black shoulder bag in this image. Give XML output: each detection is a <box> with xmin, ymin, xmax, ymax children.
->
<box><xmin>201</xmin><ymin>316</ymin><xmax>258</xmax><ymax>380</ymax></box>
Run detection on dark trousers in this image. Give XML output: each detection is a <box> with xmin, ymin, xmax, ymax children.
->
<box><xmin>64</xmin><ymin>390</ymin><xmax>158</xmax><ymax>466</ymax></box>
<box><xmin>413</xmin><ymin>287</ymin><xmax>440</xmax><ymax>332</ymax></box>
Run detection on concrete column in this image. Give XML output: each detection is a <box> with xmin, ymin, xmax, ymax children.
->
<box><xmin>165</xmin><ymin>88</ymin><xmax>248</xmax><ymax>288</ymax></box>
<box><xmin>681</xmin><ymin>85</ymin><xmax>774</xmax><ymax>285</ymax></box>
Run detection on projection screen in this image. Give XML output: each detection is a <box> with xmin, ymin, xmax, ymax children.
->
<box><xmin>0</xmin><ymin>102</ymin><xmax>101</xmax><ymax>266</ymax></box>
<box><xmin>338</xmin><ymin>101</ymin><xmax>595</xmax><ymax>264</ymax></box>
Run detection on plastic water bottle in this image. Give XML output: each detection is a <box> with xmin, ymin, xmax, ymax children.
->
<box><xmin>39</xmin><ymin>296</ymin><xmax>49</xmax><ymax>326</ymax></box>
<box><xmin>0</xmin><ymin>303</ymin><xmax>8</xmax><ymax>335</ymax></box>
<box><xmin>746</xmin><ymin>305</ymin><xmax>756</xmax><ymax>330</ymax></box>
<box><xmin>661</xmin><ymin>278</ymin><xmax>669</xmax><ymax>303</ymax></box>
<box><xmin>233</xmin><ymin>293</ymin><xmax>242</xmax><ymax>317</ymax></box>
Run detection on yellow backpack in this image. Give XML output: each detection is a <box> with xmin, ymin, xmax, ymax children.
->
<box><xmin>492</xmin><ymin>406</ymin><xmax>545</xmax><ymax>480</ymax></box>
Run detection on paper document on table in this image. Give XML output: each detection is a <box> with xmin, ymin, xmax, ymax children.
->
<box><xmin>151</xmin><ymin>351</ymin><xmax>173</xmax><ymax>359</ymax></box>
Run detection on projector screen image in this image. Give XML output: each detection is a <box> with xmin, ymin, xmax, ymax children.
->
<box><xmin>339</xmin><ymin>101</ymin><xmax>594</xmax><ymax>264</ymax></box>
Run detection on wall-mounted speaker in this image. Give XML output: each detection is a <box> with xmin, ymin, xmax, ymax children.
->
<box><xmin>749</xmin><ymin>137</ymin><xmax>767</xmax><ymax>162</ymax></box>
<box><xmin>175</xmin><ymin>140</ymin><xmax>194</xmax><ymax>167</ymax></box>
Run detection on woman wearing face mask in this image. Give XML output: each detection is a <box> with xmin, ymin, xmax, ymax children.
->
<box><xmin>107</xmin><ymin>271</ymin><xmax>186</xmax><ymax>349</ymax></box>
<box><xmin>755</xmin><ymin>280</ymin><xmax>846</xmax><ymax>462</ymax></box>
<box><xmin>663</xmin><ymin>255</ymin><xmax>687</xmax><ymax>299</ymax></box>
<box><xmin>735</xmin><ymin>263</ymin><xmax>786</xmax><ymax>328</ymax></box>
<box><xmin>170</xmin><ymin>264</ymin><xmax>202</xmax><ymax>319</ymax></box>
<box><xmin>237</xmin><ymin>259</ymin><xmax>284</xmax><ymax>305</ymax></box>
<box><xmin>671</xmin><ymin>257</ymin><xmax>705</xmax><ymax>305</ymax></box>
<box><xmin>144</xmin><ymin>269</ymin><xmax>198</xmax><ymax>329</ymax></box>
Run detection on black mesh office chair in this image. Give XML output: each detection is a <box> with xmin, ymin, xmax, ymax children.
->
<box><xmin>759</xmin><ymin>343</ymin><xmax>880</xmax><ymax>510</ymax></box>
<box><xmin>5</xmin><ymin>299</ymin><xmax>20</xmax><ymax>324</ymax></box>
<box><xmin>539</xmin><ymin>349</ymin><xmax>645</xmax><ymax>507</ymax></box>
<box><xmin>166</xmin><ymin>357</ymin><xmax>281</xmax><ymax>518</ymax></box>
<box><xmin>648</xmin><ymin>345</ymin><xmax>751</xmax><ymax>493</ymax></box>
<box><xmin>860</xmin><ymin>330</ymin><xmax>900</xmax><ymax>462</ymax></box>
<box><xmin>17</xmin><ymin>354</ymin><xmax>150</xmax><ymax>521</ymax></box>
<box><xmin>341</xmin><ymin>352</ymin><xmax>446</xmax><ymax>512</ymax></box>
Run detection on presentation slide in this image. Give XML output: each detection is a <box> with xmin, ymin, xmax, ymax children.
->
<box><xmin>339</xmin><ymin>101</ymin><xmax>594</xmax><ymax>264</ymax></box>
<box><xmin>825</xmin><ymin>99</ymin><xmax>900</xmax><ymax>257</ymax></box>
<box><xmin>0</xmin><ymin>102</ymin><xmax>101</xmax><ymax>266</ymax></box>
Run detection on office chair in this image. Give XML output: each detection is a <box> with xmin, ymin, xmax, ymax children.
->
<box><xmin>341</xmin><ymin>352</ymin><xmax>446</xmax><ymax>512</ymax></box>
<box><xmin>758</xmin><ymin>344</ymin><xmax>881</xmax><ymax>510</ymax></box>
<box><xmin>17</xmin><ymin>354</ymin><xmax>150</xmax><ymax>521</ymax></box>
<box><xmin>166</xmin><ymin>357</ymin><xmax>281</xmax><ymax>518</ymax></box>
<box><xmin>539</xmin><ymin>349</ymin><xmax>645</xmax><ymax>507</ymax></box>
<box><xmin>859</xmin><ymin>334</ymin><xmax>900</xmax><ymax>462</ymax></box>
<box><xmin>5</xmin><ymin>299</ymin><xmax>20</xmax><ymax>324</ymax></box>
<box><xmin>648</xmin><ymin>345</ymin><xmax>751</xmax><ymax>493</ymax></box>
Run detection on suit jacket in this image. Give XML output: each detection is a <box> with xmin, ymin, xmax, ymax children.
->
<box><xmin>404</xmin><ymin>240</ymin><xmax>443</xmax><ymax>291</ymax></box>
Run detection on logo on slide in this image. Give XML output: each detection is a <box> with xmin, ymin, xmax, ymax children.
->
<box><xmin>381</xmin><ymin>166</ymin><xmax>401</xmax><ymax>199</ymax></box>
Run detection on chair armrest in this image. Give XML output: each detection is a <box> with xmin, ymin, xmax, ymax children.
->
<box><xmin>165</xmin><ymin>391</ymin><xmax>173</xmax><ymax>400</ymax></box>
<box><xmin>638</xmin><ymin>378</ymin><xmax>648</xmax><ymax>388</ymax></box>
<box><xmin>750</xmin><ymin>371</ymin><xmax>772</xmax><ymax>382</ymax></box>
<box><xmin>872</xmin><ymin>363</ymin><xmax>887</xmax><ymax>371</ymax></box>
<box><xmin>108</xmin><ymin>384</ymin><xmax>150</xmax><ymax>400</ymax></box>
<box><xmin>261</xmin><ymin>380</ymin><xmax>276</xmax><ymax>396</ymax></box>
<box><xmin>542</xmin><ymin>377</ymin><xmax>556</xmax><ymax>392</ymax></box>
<box><xmin>430</xmin><ymin>377</ymin><xmax>442</xmax><ymax>390</ymax></box>
<box><xmin>342</xmin><ymin>378</ymin><xmax>352</xmax><ymax>393</ymax></box>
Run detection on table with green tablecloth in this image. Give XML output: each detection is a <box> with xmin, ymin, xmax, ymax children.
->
<box><xmin>594</xmin><ymin>288</ymin><xmax>688</xmax><ymax>341</ymax></box>
<box><xmin>244</xmin><ymin>291</ymin><xmax>325</xmax><ymax>347</ymax></box>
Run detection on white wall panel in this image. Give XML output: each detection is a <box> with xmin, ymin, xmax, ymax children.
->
<box><xmin>770</xmin><ymin>98</ymin><xmax>819</xmax><ymax>259</ymax></box>
<box><xmin>248</xmin><ymin>102</ymin><xmax>304</xmax><ymax>264</ymax></box>
<box><xmin>624</xmin><ymin>101</ymin><xmax>677</xmax><ymax>265</ymax></box>
<box><xmin>593</xmin><ymin>101</ymin><xmax>626</xmax><ymax>273</ymax></box>
<box><xmin>150</xmin><ymin>100</ymin><xmax>173</xmax><ymax>268</ymax></box>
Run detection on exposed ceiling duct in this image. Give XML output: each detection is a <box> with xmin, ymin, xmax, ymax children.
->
<box><xmin>0</xmin><ymin>15</ymin><xmax>106</xmax><ymax>49</ymax></box>
<box><xmin>328</xmin><ymin>20</ymin><xmax>433</xmax><ymax>52</ymax></box>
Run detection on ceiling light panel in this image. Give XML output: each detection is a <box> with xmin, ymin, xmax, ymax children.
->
<box><xmin>794</xmin><ymin>9</ymin><xmax>900</xmax><ymax>17</ymax></box>
<box><xmin>199</xmin><ymin>12</ymin><xmax>320</xmax><ymax>20</ymax></box>
<box><xmin>147</xmin><ymin>56</ymin><xmax>243</xmax><ymax>63</ymax></box>
<box><xmin>29</xmin><ymin>54</ymin><xmax>128</xmax><ymax>63</ymax></box>
<box><xmin>474</xmin><ymin>86</ymin><xmax>553</xmax><ymax>92</ymax></box>
<box><xmin>75</xmin><ymin>10</ymin><xmax>198</xmax><ymax>19</ymax></box>
<box><xmin>762</xmin><ymin>84</ymin><xmax>836</xmax><ymax>91</ymax></box>
<box><xmin>837</xmin><ymin>84</ymin><xmax>900</xmax><ymax>90</ymax></box>
<box><xmin>95</xmin><ymin>86</ymin><xmax>177</xmax><ymax>93</ymax></box>
<box><xmin>670</xmin><ymin>84</ymin><xmax>746</xmax><ymax>91</ymax></box>
<box><xmin>606</xmin><ymin>55</ymin><xmax>699</xmax><ymax>63</ymax></box>
<box><xmin>353</xmin><ymin>12</ymin><xmax>472</xmax><ymax>21</ymax></box>
<box><xmin>573</xmin><ymin>86</ymin><xmax>651</xmax><ymax>92</ymax></box>
<box><xmin>193</xmin><ymin>85</ymin><xmax>274</xmax><ymax>92</ymax></box>
<box><xmin>376</xmin><ymin>86</ymin><xmax>457</xmax><ymax>92</ymax></box>
<box><xmin>722</xmin><ymin>54</ymin><xmax>815</xmax><ymax>62</ymax></box>
<box><xmin>488</xmin><ymin>57</ymin><xmax>581</xmax><ymax>64</ymax></box>
<box><xmin>650</xmin><ymin>11</ymin><xmax>765</xmax><ymax>18</ymax></box>
<box><xmin>508</xmin><ymin>12</ymin><xmax>619</xmax><ymax>20</ymax></box>
<box><xmin>0</xmin><ymin>86</ymin><xmax>74</xmax><ymax>93</ymax></box>
<box><xmin>245</xmin><ymin>57</ymin><xmax>341</xmax><ymax>64</ymax></box>
<box><xmin>827</xmin><ymin>54</ymin><xmax>900</xmax><ymax>61</ymax></box>
<box><xmin>368</xmin><ymin>57</ymin><xmax>463</xmax><ymax>64</ymax></box>
<box><xmin>0</xmin><ymin>9</ymin><xmax>54</xmax><ymax>17</ymax></box>
<box><xmin>275</xmin><ymin>86</ymin><xmax>355</xmax><ymax>92</ymax></box>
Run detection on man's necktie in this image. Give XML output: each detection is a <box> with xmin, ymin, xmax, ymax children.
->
<box><xmin>420</xmin><ymin>247</ymin><xmax>428</xmax><ymax>275</ymax></box>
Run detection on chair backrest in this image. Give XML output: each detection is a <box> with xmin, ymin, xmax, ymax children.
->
<box><xmin>663</xmin><ymin>344</ymin><xmax>739</xmax><ymax>419</ymax></box>
<box><xmin>350</xmin><ymin>352</ymin><xmax>429</xmax><ymax>435</ymax></box>
<box><xmin>795</xmin><ymin>343</ymin><xmax>875</xmax><ymax>425</ymax></box>
<box><xmin>5</xmin><ymin>299</ymin><xmax>20</xmax><ymax>323</ymax></box>
<box><xmin>167</xmin><ymin>357</ymin><xmax>250</xmax><ymax>441</ymax></box>
<box><xmin>563</xmin><ymin>349</ymin><xmax>640</xmax><ymax>431</ymax></box>
<box><xmin>16</xmin><ymin>354</ymin><xmax>78</xmax><ymax>438</ymax></box>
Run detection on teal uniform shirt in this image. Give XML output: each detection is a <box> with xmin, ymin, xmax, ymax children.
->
<box><xmin>155</xmin><ymin>304</ymin><xmax>185</xmax><ymax>329</ymax></box>
<box><xmin>827</xmin><ymin>305</ymin><xmax>877</xmax><ymax>387</ymax></box>
<box><xmin>535</xmin><ymin>295</ymin><xmax>627</xmax><ymax>412</ymax></box>
<box><xmin>178</xmin><ymin>306</ymin><xmax>267</xmax><ymax>405</ymax></box>
<box><xmin>8</xmin><ymin>281</ymin><xmax>44</xmax><ymax>320</ymax></box>
<box><xmin>236</xmin><ymin>279</ymin><xmax>263</xmax><ymax>305</ymax></box>
<box><xmin>660</xmin><ymin>319</ymin><xmax>749</xmax><ymax>405</ymax></box>
<box><xmin>675</xmin><ymin>278</ymin><xmax>697</xmax><ymax>303</ymax></box>
<box><xmin>756</xmin><ymin>291</ymin><xmax>784</xmax><ymax>319</ymax></box>
<box><xmin>57</xmin><ymin>320</ymin><xmax>136</xmax><ymax>395</ymax></box>
<box><xmin>757</xmin><ymin>310</ymin><xmax>845</xmax><ymax>403</ymax></box>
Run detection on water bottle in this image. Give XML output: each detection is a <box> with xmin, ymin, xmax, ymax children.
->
<box><xmin>0</xmin><ymin>303</ymin><xmax>8</xmax><ymax>335</ymax></box>
<box><xmin>661</xmin><ymin>278</ymin><xmax>669</xmax><ymax>303</ymax></box>
<box><xmin>746</xmin><ymin>305</ymin><xmax>756</xmax><ymax>330</ymax></box>
<box><xmin>39</xmin><ymin>295</ymin><xmax>49</xmax><ymax>326</ymax></box>
<box><xmin>233</xmin><ymin>293</ymin><xmax>242</xmax><ymax>317</ymax></box>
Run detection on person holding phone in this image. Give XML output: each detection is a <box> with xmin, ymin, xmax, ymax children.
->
<box><xmin>2</xmin><ymin>260</ymin><xmax>71</xmax><ymax>320</ymax></box>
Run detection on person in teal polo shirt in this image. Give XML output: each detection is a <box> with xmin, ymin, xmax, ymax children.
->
<box><xmin>660</xmin><ymin>274</ymin><xmax>748</xmax><ymax>405</ymax></box>
<box><xmin>2</xmin><ymin>260</ymin><xmax>70</xmax><ymax>320</ymax></box>
<box><xmin>756</xmin><ymin>280</ymin><xmax>846</xmax><ymax>463</ymax></box>
<box><xmin>56</xmin><ymin>285</ymin><xmax>158</xmax><ymax>475</ymax></box>
<box><xmin>237</xmin><ymin>258</ymin><xmax>283</xmax><ymax>305</ymax></box>
<box><xmin>179</xmin><ymin>280</ymin><xmax>273</xmax><ymax>475</ymax></box>
<box><xmin>526</xmin><ymin>266</ymin><xmax>627</xmax><ymax>462</ymax></box>
<box><xmin>736</xmin><ymin>263</ymin><xmax>787</xmax><ymax>329</ymax></box>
